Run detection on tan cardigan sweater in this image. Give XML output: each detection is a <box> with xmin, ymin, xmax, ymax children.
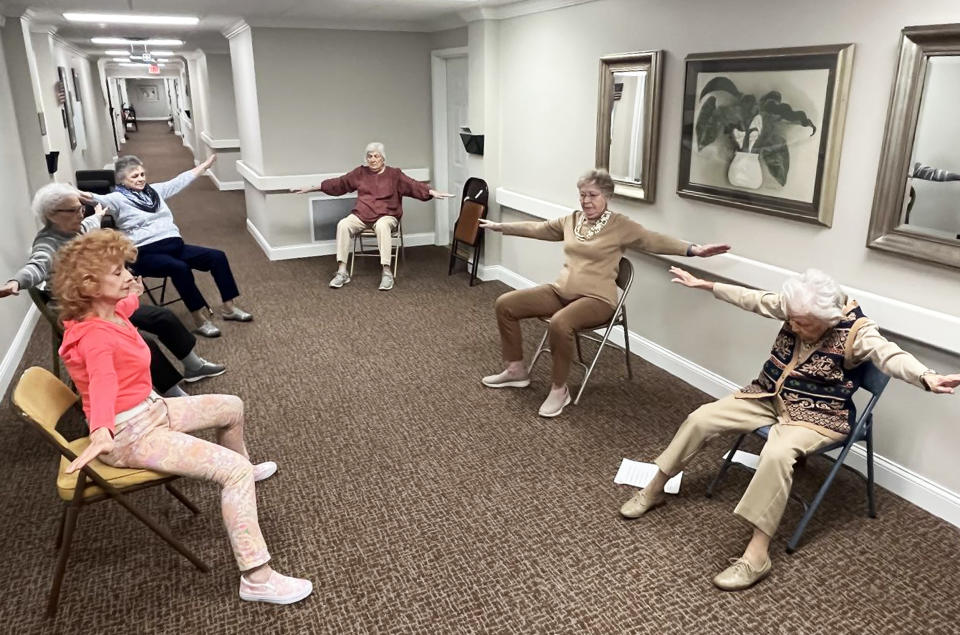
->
<box><xmin>501</xmin><ymin>212</ymin><xmax>690</xmax><ymax>307</ymax></box>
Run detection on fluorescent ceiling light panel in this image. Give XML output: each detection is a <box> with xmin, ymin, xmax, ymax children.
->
<box><xmin>65</xmin><ymin>13</ymin><xmax>198</xmax><ymax>26</ymax></box>
<box><xmin>103</xmin><ymin>49</ymin><xmax>131</xmax><ymax>55</ymax></box>
<box><xmin>92</xmin><ymin>38</ymin><xmax>184</xmax><ymax>46</ymax></box>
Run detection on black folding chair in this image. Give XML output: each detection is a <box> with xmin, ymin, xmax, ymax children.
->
<box><xmin>706</xmin><ymin>361</ymin><xmax>891</xmax><ymax>553</ymax></box>
<box><xmin>448</xmin><ymin>177</ymin><xmax>488</xmax><ymax>286</ymax></box>
<box><xmin>527</xmin><ymin>257</ymin><xmax>634</xmax><ymax>405</ymax></box>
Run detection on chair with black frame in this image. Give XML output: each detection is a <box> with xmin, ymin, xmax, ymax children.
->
<box><xmin>527</xmin><ymin>256</ymin><xmax>634</xmax><ymax>405</ymax></box>
<box><xmin>11</xmin><ymin>366</ymin><xmax>209</xmax><ymax>617</ymax></box>
<box><xmin>27</xmin><ymin>288</ymin><xmax>64</xmax><ymax>379</ymax></box>
<box><xmin>448</xmin><ymin>177</ymin><xmax>489</xmax><ymax>286</ymax></box>
<box><xmin>705</xmin><ymin>361</ymin><xmax>891</xmax><ymax>553</ymax></box>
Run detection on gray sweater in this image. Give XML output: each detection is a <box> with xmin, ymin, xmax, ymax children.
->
<box><xmin>9</xmin><ymin>215</ymin><xmax>101</xmax><ymax>290</ymax></box>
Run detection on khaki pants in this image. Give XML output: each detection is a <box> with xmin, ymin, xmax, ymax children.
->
<box><xmin>336</xmin><ymin>213</ymin><xmax>399</xmax><ymax>266</ymax></box>
<box><xmin>654</xmin><ymin>395</ymin><xmax>833</xmax><ymax>537</ymax></box>
<box><xmin>494</xmin><ymin>285</ymin><xmax>613</xmax><ymax>386</ymax></box>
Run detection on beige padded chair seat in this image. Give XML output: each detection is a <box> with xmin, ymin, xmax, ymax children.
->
<box><xmin>56</xmin><ymin>437</ymin><xmax>170</xmax><ymax>501</ymax></box>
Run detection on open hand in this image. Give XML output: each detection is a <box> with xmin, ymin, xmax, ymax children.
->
<box><xmin>478</xmin><ymin>219</ymin><xmax>502</xmax><ymax>232</ymax></box>
<box><xmin>93</xmin><ymin>203</ymin><xmax>107</xmax><ymax>217</ymax></box>
<box><xmin>0</xmin><ymin>280</ymin><xmax>20</xmax><ymax>298</ymax></box>
<box><xmin>202</xmin><ymin>154</ymin><xmax>218</xmax><ymax>170</ymax></box>
<box><xmin>668</xmin><ymin>266</ymin><xmax>714</xmax><ymax>290</ymax></box>
<box><xmin>66</xmin><ymin>427</ymin><xmax>114</xmax><ymax>474</ymax></box>
<box><xmin>925</xmin><ymin>373</ymin><xmax>960</xmax><ymax>394</ymax></box>
<box><xmin>130</xmin><ymin>275</ymin><xmax>145</xmax><ymax>297</ymax></box>
<box><xmin>429</xmin><ymin>189</ymin><xmax>455</xmax><ymax>199</ymax></box>
<box><xmin>77</xmin><ymin>190</ymin><xmax>95</xmax><ymax>204</ymax></box>
<box><xmin>691</xmin><ymin>243</ymin><xmax>731</xmax><ymax>258</ymax></box>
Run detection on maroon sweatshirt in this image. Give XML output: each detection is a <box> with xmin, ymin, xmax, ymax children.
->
<box><xmin>320</xmin><ymin>165</ymin><xmax>433</xmax><ymax>223</ymax></box>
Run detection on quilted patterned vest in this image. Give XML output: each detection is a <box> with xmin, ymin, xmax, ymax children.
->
<box><xmin>738</xmin><ymin>303</ymin><xmax>869</xmax><ymax>437</ymax></box>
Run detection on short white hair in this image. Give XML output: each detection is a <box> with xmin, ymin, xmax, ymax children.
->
<box><xmin>781</xmin><ymin>268</ymin><xmax>847</xmax><ymax>324</ymax></box>
<box><xmin>115</xmin><ymin>155</ymin><xmax>144</xmax><ymax>182</ymax></box>
<box><xmin>32</xmin><ymin>182</ymin><xmax>80</xmax><ymax>223</ymax></box>
<box><xmin>364</xmin><ymin>142</ymin><xmax>385</xmax><ymax>160</ymax></box>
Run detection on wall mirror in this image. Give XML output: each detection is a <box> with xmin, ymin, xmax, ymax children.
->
<box><xmin>595</xmin><ymin>50</ymin><xmax>663</xmax><ymax>202</ymax></box>
<box><xmin>868</xmin><ymin>24</ymin><xmax>960</xmax><ymax>269</ymax></box>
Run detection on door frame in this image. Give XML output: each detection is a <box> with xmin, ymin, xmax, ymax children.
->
<box><xmin>430</xmin><ymin>46</ymin><xmax>468</xmax><ymax>246</ymax></box>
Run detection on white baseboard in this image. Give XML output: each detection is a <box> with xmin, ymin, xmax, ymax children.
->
<box><xmin>207</xmin><ymin>171</ymin><xmax>243</xmax><ymax>191</ymax></box>
<box><xmin>0</xmin><ymin>305</ymin><xmax>40</xmax><ymax>401</ymax></box>
<box><xmin>477</xmin><ymin>263</ymin><xmax>960</xmax><ymax>529</ymax></box>
<box><xmin>247</xmin><ymin>219</ymin><xmax>436</xmax><ymax>261</ymax></box>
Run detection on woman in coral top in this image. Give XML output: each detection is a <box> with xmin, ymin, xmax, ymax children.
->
<box><xmin>53</xmin><ymin>230</ymin><xmax>312</xmax><ymax>605</ymax></box>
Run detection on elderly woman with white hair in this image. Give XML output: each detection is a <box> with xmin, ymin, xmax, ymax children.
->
<box><xmin>478</xmin><ymin>169</ymin><xmax>729</xmax><ymax>417</ymax></box>
<box><xmin>619</xmin><ymin>266</ymin><xmax>960</xmax><ymax>592</ymax></box>
<box><xmin>81</xmin><ymin>154</ymin><xmax>251</xmax><ymax>337</ymax></box>
<box><xmin>292</xmin><ymin>142</ymin><xmax>452</xmax><ymax>290</ymax></box>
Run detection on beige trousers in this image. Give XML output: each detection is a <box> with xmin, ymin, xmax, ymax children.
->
<box><xmin>336</xmin><ymin>213</ymin><xmax>399</xmax><ymax>266</ymax></box>
<box><xmin>654</xmin><ymin>394</ymin><xmax>833</xmax><ymax>537</ymax></box>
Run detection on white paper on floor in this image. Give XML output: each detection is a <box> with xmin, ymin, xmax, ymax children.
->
<box><xmin>614</xmin><ymin>459</ymin><xmax>682</xmax><ymax>494</ymax></box>
<box><xmin>723</xmin><ymin>449</ymin><xmax>760</xmax><ymax>469</ymax></box>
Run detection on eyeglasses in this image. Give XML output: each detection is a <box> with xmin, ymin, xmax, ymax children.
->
<box><xmin>52</xmin><ymin>204</ymin><xmax>84</xmax><ymax>214</ymax></box>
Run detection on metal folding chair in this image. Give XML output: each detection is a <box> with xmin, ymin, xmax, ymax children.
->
<box><xmin>349</xmin><ymin>218</ymin><xmax>404</xmax><ymax>277</ymax></box>
<box><xmin>448</xmin><ymin>177</ymin><xmax>489</xmax><ymax>286</ymax></box>
<box><xmin>27</xmin><ymin>288</ymin><xmax>64</xmax><ymax>379</ymax></box>
<box><xmin>705</xmin><ymin>361</ymin><xmax>891</xmax><ymax>553</ymax></box>
<box><xmin>12</xmin><ymin>367</ymin><xmax>209</xmax><ymax>617</ymax></box>
<box><xmin>528</xmin><ymin>257</ymin><xmax>634</xmax><ymax>405</ymax></box>
<box><xmin>141</xmin><ymin>276</ymin><xmax>182</xmax><ymax>307</ymax></box>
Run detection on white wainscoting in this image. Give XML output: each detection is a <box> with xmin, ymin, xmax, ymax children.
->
<box><xmin>496</xmin><ymin>187</ymin><xmax>960</xmax><ymax>356</ymax></box>
<box><xmin>200</xmin><ymin>130</ymin><xmax>241</xmax><ymax>150</ymax></box>
<box><xmin>0</xmin><ymin>305</ymin><xmax>39</xmax><ymax>401</ymax></box>
<box><xmin>207</xmin><ymin>170</ymin><xmax>244</xmax><ymax>191</ymax></box>
<box><xmin>246</xmin><ymin>219</ymin><xmax>436</xmax><ymax>261</ymax></box>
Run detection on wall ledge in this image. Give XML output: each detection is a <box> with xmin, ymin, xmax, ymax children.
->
<box><xmin>237</xmin><ymin>160</ymin><xmax>429</xmax><ymax>193</ymax></box>
<box><xmin>200</xmin><ymin>130</ymin><xmax>240</xmax><ymax>149</ymax></box>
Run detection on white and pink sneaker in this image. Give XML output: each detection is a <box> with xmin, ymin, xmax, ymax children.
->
<box><xmin>239</xmin><ymin>570</ymin><xmax>313</xmax><ymax>605</ymax></box>
<box><xmin>253</xmin><ymin>461</ymin><xmax>278</xmax><ymax>482</ymax></box>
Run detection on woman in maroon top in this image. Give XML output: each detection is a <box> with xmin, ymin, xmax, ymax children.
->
<box><xmin>293</xmin><ymin>142</ymin><xmax>452</xmax><ymax>290</ymax></box>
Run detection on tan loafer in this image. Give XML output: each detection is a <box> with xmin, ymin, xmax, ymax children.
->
<box><xmin>538</xmin><ymin>386</ymin><xmax>571</xmax><ymax>418</ymax></box>
<box><xmin>712</xmin><ymin>557</ymin><xmax>772</xmax><ymax>591</ymax></box>
<box><xmin>481</xmin><ymin>369</ymin><xmax>531</xmax><ymax>388</ymax></box>
<box><xmin>619</xmin><ymin>488</ymin><xmax>665</xmax><ymax>519</ymax></box>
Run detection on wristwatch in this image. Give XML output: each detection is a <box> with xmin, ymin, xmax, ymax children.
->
<box><xmin>920</xmin><ymin>370</ymin><xmax>938</xmax><ymax>392</ymax></box>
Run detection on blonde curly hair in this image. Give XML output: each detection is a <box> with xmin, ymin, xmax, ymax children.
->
<box><xmin>52</xmin><ymin>230</ymin><xmax>138</xmax><ymax>322</ymax></box>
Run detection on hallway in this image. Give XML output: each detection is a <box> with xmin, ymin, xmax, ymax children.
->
<box><xmin>0</xmin><ymin>124</ymin><xmax>959</xmax><ymax>632</ymax></box>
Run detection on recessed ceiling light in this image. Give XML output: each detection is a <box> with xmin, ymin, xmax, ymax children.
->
<box><xmin>147</xmin><ymin>50</ymin><xmax>175</xmax><ymax>56</ymax></box>
<box><xmin>92</xmin><ymin>37</ymin><xmax>184</xmax><ymax>46</ymax></box>
<box><xmin>65</xmin><ymin>13</ymin><xmax>198</xmax><ymax>26</ymax></box>
<box><xmin>103</xmin><ymin>49</ymin><xmax>131</xmax><ymax>55</ymax></box>
<box><xmin>117</xmin><ymin>62</ymin><xmax>165</xmax><ymax>67</ymax></box>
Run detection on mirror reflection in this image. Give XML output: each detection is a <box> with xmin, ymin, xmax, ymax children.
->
<box><xmin>607</xmin><ymin>70</ymin><xmax>647</xmax><ymax>184</ymax></box>
<box><xmin>903</xmin><ymin>56</ymin><xmax>960</xmax><ymax>241</ymax></box>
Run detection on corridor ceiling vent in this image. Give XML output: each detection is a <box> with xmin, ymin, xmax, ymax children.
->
<box><xmin>64</xmin><ymin>13</ymin><xmax>199</xmax><ymax>26</ymax></box>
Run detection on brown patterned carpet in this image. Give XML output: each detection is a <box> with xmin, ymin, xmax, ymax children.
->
<box><xmin>1</xmin><ymin>122</ymin><xmax>958</xmax><ymax>633</ymax></box>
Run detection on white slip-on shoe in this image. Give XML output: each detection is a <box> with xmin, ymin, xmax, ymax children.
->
<box><xmin>538</xmin><ymin>386</ymin><xmax>572</xmax><ymax>418</ymax></box>
<box><xmin>239</xmin><ymin>570</ymin><xmax>313</xmax><ymax>605</ymax></box>
<box><xmin>481</xmin><ymin>369</ymin><xmax>531</xmax><ymax>388</ymax></box>
<box><xmin>378</xmin><ymin>272</ymin><xmax>395</xmax><ymax>291</ymax></box>
<box><xmin>253</xmin><ymin>461</ymin><xmax>278</xmax><ymax>482</ymax></box>
<box><xmin>329</xmin><ymin>271</ymin><xmax>351</xmax><ymax>288</ymax></box>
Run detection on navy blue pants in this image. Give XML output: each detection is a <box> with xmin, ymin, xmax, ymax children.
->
<box><xmin>134</xmin><ymin>237</ymin><xmax>240</xmax><ymax>312</ymax></box>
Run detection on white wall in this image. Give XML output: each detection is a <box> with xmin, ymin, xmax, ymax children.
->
<box><xmin>488</xmin><ymin>0</ymin><xmax>960</xmax><ymax>497</ymax></box>
<box><xmin>1</xmin><ymin>20</ymin><xmax>48</xmax><ymax>192</ymax></box>
<box><xmin>0</xmin><ymin>21</ymin><xmax>42</xmax><ymax>399</ymax></box>
<box><xmin>125</xmin><ymin>78</ymin><xmax>171</xmax><ymax>119</ymax></box>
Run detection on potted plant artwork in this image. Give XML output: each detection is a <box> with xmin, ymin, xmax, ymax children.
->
<box><xmin>694</xmin><ymin>76</ymin><xmax>816</xmax><ymax>190</ymax></box>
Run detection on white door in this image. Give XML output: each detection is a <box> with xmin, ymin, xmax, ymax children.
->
<box><xmin>445</xmin><ymin>56</ymin><xmax>469</xmax><ymax>241</ymax></box>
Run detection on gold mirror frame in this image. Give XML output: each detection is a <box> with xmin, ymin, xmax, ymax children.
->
<box><xmin>868</xmin><ymin>24</ymin><xmax>960</xmax><ymax>270</ymax></box>
<box><xmin>595</xmin><ymin>50</ymin><xmax>663</xmax><ymax>203</ymax></box>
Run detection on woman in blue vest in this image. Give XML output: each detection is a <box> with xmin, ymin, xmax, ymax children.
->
<box><xmin>619</xmin><ymin>266</ymin><xmax>960</xmax><ymax>591</ymax></box>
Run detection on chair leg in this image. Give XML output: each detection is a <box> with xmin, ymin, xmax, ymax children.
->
<box><xmin>469</xmin><ymin>243</ymin><xmax>480</xmax><ymax>287</ymax></box>
<box><xmin>48</xmin><ymin>475</ymin><xmax>85</xmax><ymax>617</ymax></box>
<box><xmin>54</xmin><ymin>507</ymin><xmax>67</xmax><ymax>550</ymax></box>
<box><xmin>165</xmin><ymin>483</ymin><xmax>202</xmax><ymax>515</ymax></box>
<box><xmin>573</xmin><ymin>323</ymin><xmax>617</xmax><ymax>405</ymax></box>
<box><xmin>575</xmin><ymin>334</ymin><xmax>585</xmax><ymax>364</ymax></box>
<box><xmin>349</xmin><ymin>236</ymin><xmax>356</xmax><ymax>277</ymax></box>
<box><xmin>620</xmin><ymin>311</ymin><xmax>633</xmax><ymax>379</ymax></box>
<box><xmin>448</xmin><ymin>239</ymin><xmax>458</xmax><ymax>276</ymax></box>
<box><xmin>786</xmin><ymin>441</ymin><xmax>856</xmax><ymax>554</ymax></box>
<box><xmin>527</xmin><ymin>329</ymin><xmax>550</xmax><ymax>375</ymax></box>
<box><xmin>866</xmin><ymin>424</ymin><xmax>877</xmax><ymax>518</ymax></box>
<box><xmin>51</xmin><ymin>335</ymin><xmax>61</xmax><ymax>380</ymax></box>
<box><xmin>706</xmin><ymin>434</ymin><xmax>746</xmax><ymax>498</ymax></box>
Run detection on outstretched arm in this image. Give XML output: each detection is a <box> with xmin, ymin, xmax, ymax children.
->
<box><xmin>479</xmin><ymin>216</ymin><xmax>565</xmax><ymax>241</ymax></box>
<box><xmin>851</xmin><ymin>324</ymin><xmax>960</xmax><ymax>393</ymax></box>
<box><xmin>292</xmin><ymin>170</ymin><xmax>358</xmax><ymax>196</ymax></box>
<box><xmin>669</xmin><ymin>266</ymin><xmax>787</xmax><ymax>320</ymax></box>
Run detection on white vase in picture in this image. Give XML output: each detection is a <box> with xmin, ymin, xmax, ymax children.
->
<box><xmin>727</xmin><ymin>151</ymin><xmax>763</xmax><ymax>189</ymax></box>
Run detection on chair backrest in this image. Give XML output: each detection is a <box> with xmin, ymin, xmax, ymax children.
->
<box><xmin>27</xmin><ymin>288</ymin><xmax>64</xmax><ymax>336</ymax></box>
<box><xmin>453</xmin><ymin>177</ymin><xmax>489</xmax><ymax>245</ymax></box>
<box><xmin>76</xmin><ymin>169</ymin><xmax>115</xmax><ymax>196</ymax></box>
<box><xmin>858</xmin><ymin>361</ymin><xmax>891</xmax><ymax>398</ymax></box>
<box><xmin>12</xmin><ymin>367</ymin><xmax>80</xmax><ymax>454</ymax></box>
<box><xmin>615</xmin><ymin>257</ymin><xmax>634</xmax><ymax>292</ymax></box>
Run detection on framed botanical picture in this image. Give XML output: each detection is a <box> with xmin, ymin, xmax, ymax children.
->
<box><xmin>677</xmin><ymin>44</ymin><xmax>854</xmax><ymax>226</ymax></box>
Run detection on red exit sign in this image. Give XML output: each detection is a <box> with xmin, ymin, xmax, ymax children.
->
<box><xmin>148</xmin><ymin>64</ymin><xmax>160</xmax><ymax>74</ymax></box>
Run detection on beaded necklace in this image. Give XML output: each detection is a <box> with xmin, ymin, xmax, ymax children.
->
<box><xmin>574</xmin><ymin>209</ymin><xmax>611</xmax><ymax>241</ymax></box>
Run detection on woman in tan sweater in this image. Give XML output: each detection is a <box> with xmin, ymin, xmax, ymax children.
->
<box><xmin>478</xmin><ymin>169</ymin><xmax>729</xmax><ymax>417</ymax></box>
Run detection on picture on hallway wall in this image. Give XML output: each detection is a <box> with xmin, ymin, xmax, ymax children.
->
<box><xmin>677</xmin><ymin>44</ymin><xmax>854</xmax><ymax>226</ymax></box>
<box><xmin>140</xmin><ymin>85</ymin><xmax>160</xmax><ymax>102</ymax></box>
<box><xmin>57</xmin><ymin>66</ymin><xmax>77</xmax><ymax>150</ymax></box>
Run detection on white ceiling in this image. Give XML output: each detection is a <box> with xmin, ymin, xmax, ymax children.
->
<box><xmin>2</xmin><ymin>0</ymin><xmax>551</xmax><ymax>54</ymax></box>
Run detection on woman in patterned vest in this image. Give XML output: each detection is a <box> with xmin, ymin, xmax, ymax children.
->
<box><xmin>619</xmin><ymin>267</ymin><xmax>960</xmax><ymax>591</ymax></box>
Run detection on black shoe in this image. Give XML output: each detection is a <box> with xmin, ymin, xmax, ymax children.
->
<box><xmin>182</xmin><ymin>361</ymin><xmax>226</xmax><ymax>383</ymax></box>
